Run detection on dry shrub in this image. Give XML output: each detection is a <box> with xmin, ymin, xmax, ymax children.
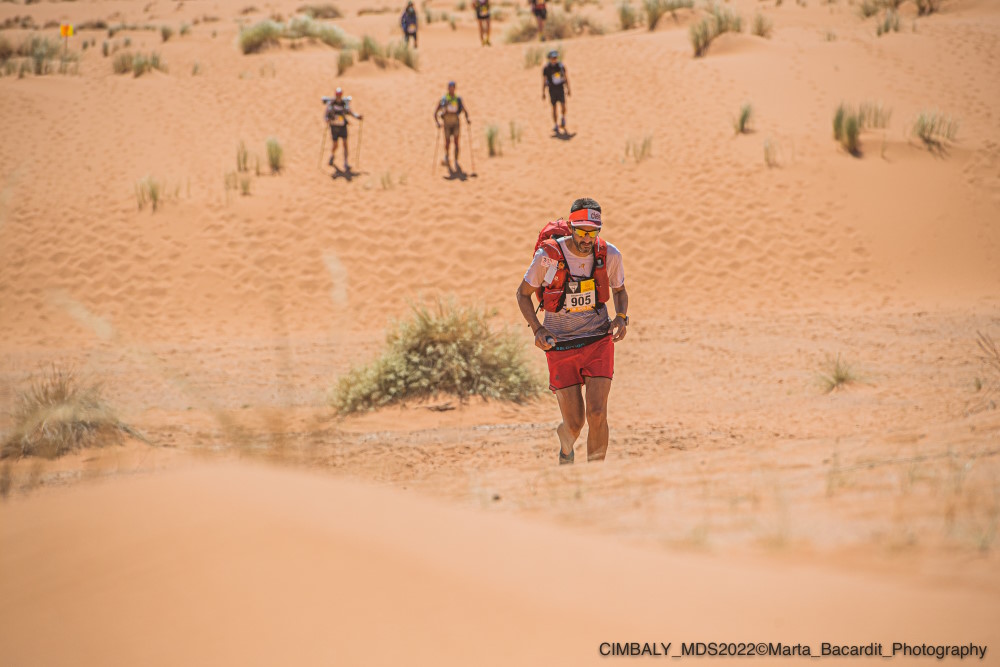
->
<box><xmin>1</xmin><ymin>367</ymin><xmax>143</xmax><ymax>460</ymax></box>
<box><xmin>972</xmin><ymin>331</ymin><xmax>1000</xmax><ymax>411</ymax></box>
<box><xmin>332</xmin><ymin>300</ymin><xmax>542</xmax><ymax>413</ymax></box>
<box><xmin>818</xmin><ymin>353</ymin><xmax>855</xmax><ymax>392</ymax></box>
<box><xmin>297</xmin><ymin>3</ymin><xmax>343</xmax><ymax>18</ymax></box>
<box><xmin>505</xmin><ymin>8</ymin><xmax>604</xmax><ymax>42</ymax></box>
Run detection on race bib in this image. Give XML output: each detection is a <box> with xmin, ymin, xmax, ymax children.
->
<box><xmin>564</xmin><ymin>279</ymin><xmax>596</xmax><ymax>313</ymax></box>
<box><xmin>447</xmin><ymin>103</ymin><xmax>459</xmax><ymax>113</ymax></box>
<box><xmin>551</xmin><ymin>72</ymin><xmax>564</xmax><ymax>85</ymax></box>
<box><xmin>332</xmin><ymin>115</ymin><xmax>346</xmax><ymax>126</ymax></box>
<box><xmin>407</xmin><ymin>23</ymin><xmax>416</xmax><ymax>33</ymax></box>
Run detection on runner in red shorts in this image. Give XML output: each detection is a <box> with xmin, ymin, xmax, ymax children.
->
<box><xmin>516</xmin><ymin>197</ymin><xmax>629</xmax><ymax>464</ymax></box>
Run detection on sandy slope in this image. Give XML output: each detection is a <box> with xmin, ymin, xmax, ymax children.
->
<box><xmin>2</xmin><ymin>462</ymin><xmax>998</xmax><ymax>666</ymax></box>
<box><xmin>1</xmin><ymin>0</ymin><xmax>1000</xmax><ymax>661</ymax></box>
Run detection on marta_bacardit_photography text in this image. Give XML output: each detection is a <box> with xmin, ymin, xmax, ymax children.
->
<box><xmin>599</xmin><ymin>641</ymin><xmax>989</xmax><ymax>659</ymax></box>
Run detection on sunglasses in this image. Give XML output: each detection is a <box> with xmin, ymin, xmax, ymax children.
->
<box><xmin>571</xmin><ymin>226</ymin><xmax>599</xmax><ymax>238</ymax></box>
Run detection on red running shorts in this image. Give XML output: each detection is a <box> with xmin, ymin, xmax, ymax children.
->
<box><xmin>544</xmin><ymin>335</ymin><xmax>614</xmax><ymax>391</ymax></box>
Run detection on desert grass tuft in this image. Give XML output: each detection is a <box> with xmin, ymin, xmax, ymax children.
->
<box><xmin>297</xmin><ymin>3</ymin><xmax>343</xmax><ymax>18</ymax></box>
<box><xmin>524</xmin><ymin>44</ymin><xmax>543</xmax><ymax>67</ymax></box>
<box><xmin>486</xmin><ymin>123</ymin><xmax>502</xmax><ymax>157</ymax></box>
<box><xmin>645</xmin><ymin>0</ymin><xmax>692</xmax><ymax>30</ymax></box>
<box><xmin>239</xmin><ymin>17</ymin><xmax>347</xmax><ymax>53</ymax></box>
<box><xmin>161</xmin><ymin>25</ymin><xmax>174</xmax><ymax>41</ymax></box>
<box><xmin>915</xmin><ymin>0</ymin><xmax>939</xmax><ymax>15</ymax></box>
<box><xmin>337</xmin><ymin>47</ymin><xmax>354</xmax><ymax>75</ymax></box>
<box><xmin>689</xmin><ymin>18</ymin><xmax>712</xmax><ymax>56</ymax></box>
<box><xmin>763</xmin><ymin>137</ymin><xmax>778</xmax><ymax>167</ymax></box>
<box><xmin>1</xmin><ymin>367</ymin><xmax>144</xmax><ymax>460</ymax></box>
<box><xmin>751</xmin><ymin>12</ymin><xmax>772</xmax><ymax>38</ymax></box>
<box><xmin>876</xmin><ymin>8</ymin><xmax>899</xmax><ymax>36</ymax></box>
<box><xmin>266</xmin><ymin>137</ymin><xmax>284</xmax><ymax>173</ymax></box>
<box><xmin>857</xmin><ymin>0</ymin><xmax>879</xmax><ymax>18</ymax></box>
<box><xmin>240</xmin><ymin>175</ymin><xmax>252</xmax><ymax>195</ymax></box>
<box><xmin>912</xmin><ymin>110</ymin><xmax>958</xmax><ymax>146</ymax></box>
<box><xmin>180</xmin><ymin>22</ymin><xmax>191</xmax><ymax>35</ymax></box>
<box><xmin>618</xmin><ymin>0</ymin><xmax>639</xmax><ymax>30</ymax></box>
<box><xmin>972</xmin><ymin>331</ymin><xmax>1000</xmax><ymax>411</ymax></box>
<box><xmin>358</xmin><ymin>34</ymin><xmax>383</xmax><ymax>61</ymax></box>
<box><xmin>734</xmin><ymin>102</ymin><xmax>753</xmax><ymax>134</ymax></box>
<box><xmin>237</xmin><ymin>140</ymin><xmax>249</xmax><ymax>172</ymax></box>
<box><xmin>833</xmin><ymin>103</ymin><xmax>860</xmax><ymax>155</ymax></box>
<box><xmin>690</xmin><ymin>4</ymin><xmax>740</xmax><ymax>57</ymax></box>
<box><xmin>331</xmin><ymin>299</ymin><xmax>542</xmax><ymax>413</ymax></box>
<box><xmin>858</xmin><ymin>100</ymin><xmax>892</xmax><ymax>129</ymax></box>
<box><xmin>509</xmin><ymin>120</ymin><xmax>523</xmax><ymax>145</ymax></box>
<box><xmin>505</xmin><ymin>9</ymin><xmax>603</xmax><ymax>42</ymax></box>
<box><xmin>135</xmin><ymin>175</ymin><xmax>162</xmax><ymax>211</ymax></box>
<box><xmin>624</xmin><ymin>134</ymin><xmax>653</xmax><ymax>163</ymax></box>
<box><xmin>818</xmin><ymin>353</ymin><xmax>856</xmax><ymax>392</ymax></box>
<box><xmin>390</xmin><ymin>40</ymin><xmax>418</xmax><ymax>69</ymax></box>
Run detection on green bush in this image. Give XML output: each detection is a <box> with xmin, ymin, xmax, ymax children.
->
<box><xmin>331</xmin><ymin>300</ymin><xmax>542</xmax><ymax>414</ymax></box>
<box><xmin>1</xmin><ymin>367</ymin><xmax>142</xmax><ymax>460</ymax></box>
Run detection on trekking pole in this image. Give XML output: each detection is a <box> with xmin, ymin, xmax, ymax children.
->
<box><xmin>318</xmin><ymin>125</ymin><xmax>327</xmax><ymax>170</ymax></box>
<box><xmin>356</xmin><ymin>118</ymin><xmax>364</xmax><ymax>171</ymax></box>
<box><xmin>467</xmin><ymin>119</ymin><xmax>477</xmax><ymax>176</ymax></box>
<box><xmin>431</xmin><ymin>124</ymin><xmax>441</xmax><ymax>175</ymax></box>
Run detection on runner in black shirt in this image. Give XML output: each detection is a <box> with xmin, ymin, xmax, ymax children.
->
<box><xmin>542</xmin><ymin>50</ymin><xmax>570</xmax><ymax>134</ymax></box>
<box><xmin>474</xmin><ymin>0</ymin><xmax>491</xmax><ymax>46</ymax></box>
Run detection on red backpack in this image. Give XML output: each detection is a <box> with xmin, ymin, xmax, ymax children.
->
<box><xmin>533</xmin><ymin>219</ymin><xmax>610</xmax><ymax>312</ymax></box>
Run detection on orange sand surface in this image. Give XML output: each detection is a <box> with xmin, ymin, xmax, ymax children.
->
<box><xmin>1</xmin><ymin>0</ymin><xmax>999</xmax><ymax>661</ymax></box>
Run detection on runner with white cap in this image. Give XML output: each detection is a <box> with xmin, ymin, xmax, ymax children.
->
<box><xmin>323</xmin><ymin>87</ymin><xmax>363</xmax><ymax>172</ymax></box>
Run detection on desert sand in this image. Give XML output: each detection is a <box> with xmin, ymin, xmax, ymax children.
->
<box><xmin>1</xmin><ymin>0</ymin><xmax>999</xmax><ymax>662</ymax></box>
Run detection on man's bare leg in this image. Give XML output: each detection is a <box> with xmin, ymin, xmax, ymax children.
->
<box><xmin>554</xmin><ymin>385</ymin><xmax>586</xmax><ymax>458</ymax></box>
<box><xmin>584</xmin><ymin>377</ymin><xmax>612</xmax><ymax>461</ymax></box>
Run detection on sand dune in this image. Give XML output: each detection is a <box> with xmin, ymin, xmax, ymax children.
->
<box><xmin>2</xmin><ymin>462</ymin><xmax>997</xmax><ymax>665</ymax></box>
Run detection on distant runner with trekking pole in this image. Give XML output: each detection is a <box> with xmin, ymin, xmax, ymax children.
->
<box><xmin>322</xmin><ymin>87</ymin><xmax>363</xmax><ymax>173</ymax></box>
<box><xmin>434</xmin><ymin>81</ymin><xmax>471</xmax><ymax>174</ymax></box>
<box><xmin>515</xmin><ymin>198</ymin><xmax>629</xmax><ymax>464</ymax></box>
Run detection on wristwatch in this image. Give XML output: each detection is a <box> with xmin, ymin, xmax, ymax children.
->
<box><xmin>616</xmin><ymin>313</ymin><xmax>629</xmax><ymax>326</ymax></box>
